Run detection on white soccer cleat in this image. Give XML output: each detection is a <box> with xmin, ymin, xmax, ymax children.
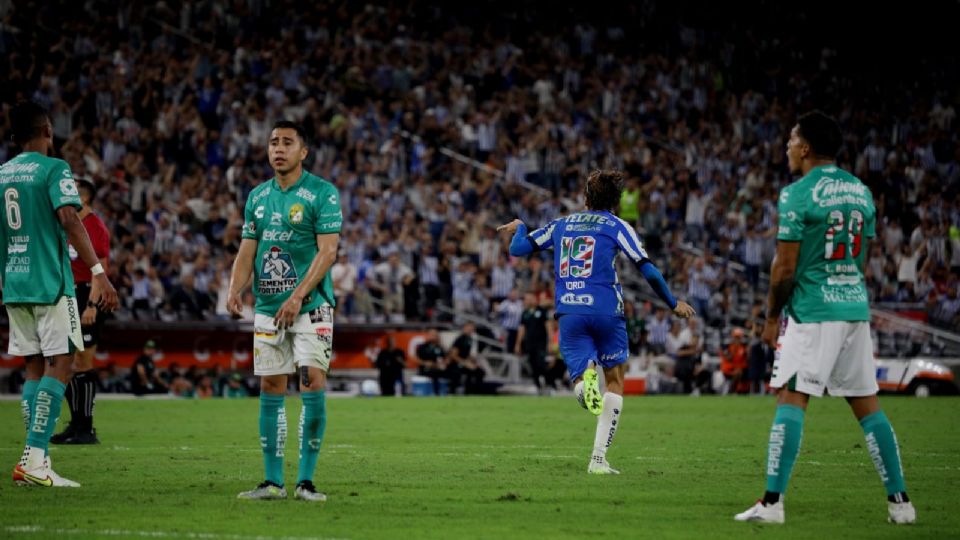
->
<box><xmin>587</xmin><ymin>457</ymin><xmax>620</xmax><ymax>475</ymax></box>
<box><xmin>294</xmin><ymin>480</ymin><xmax>327</xmax><ymax>502</ymax></box>
<box><xmin>734</xmin><ymin>500</ymin><xmax>785</xmax><ymax>524</ymax></box>
<box><xmin>237</xmin><ymin>481</ymin><xmax>287</xmax><ymax>500</ymax></box>
<box><xmin>888</xmin><ymin>501</ymin><xmax>916</xmax><ymax>524</ymax></box>
<box><xmin>12</xmin><ymin>464</ymin><xmax>81</xmax><ymax>488</ymax></box>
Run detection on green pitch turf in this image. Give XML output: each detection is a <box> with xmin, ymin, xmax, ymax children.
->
<box><xmin>1</xmin><ymin>395</ymin><xmax>958</xmax><ymax>539</ymax></box>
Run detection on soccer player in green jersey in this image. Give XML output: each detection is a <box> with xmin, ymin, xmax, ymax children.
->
<box><xmin>735</xmin><ymin>112</ymin><xmax>915</xmax><ymax>524</ymax></box>
<box><xmin>1</xmin><ymin>102</ymin><xmax>119</xmax><ymax>487</ymax></box>
<box><xmin>228</xmin><ymin>121</ymin><xmax>341</xmax><ymax>502</ymax></box>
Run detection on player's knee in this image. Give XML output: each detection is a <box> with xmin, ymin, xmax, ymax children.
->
<box><xmin>260</xmin><ymin>376</ymin><xmax>287</xmax><ymax>394</ymax></box>
<box><xmin>47</xmin><ymin>354</ymin><xmax>75</xmax><ymax>383</ymax></box>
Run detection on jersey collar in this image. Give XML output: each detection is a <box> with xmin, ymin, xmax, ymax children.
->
<box><xmin>272</xmin><ymin>170</ymin><xmax>307</xmax><ymax>192</ymax></box>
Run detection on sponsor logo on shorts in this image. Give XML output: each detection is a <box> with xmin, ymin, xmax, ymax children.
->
<box><xmin>802</xmin><ymin>376</ymin><xmax>821</xmax><ymax>386</ymax></box>
<box><xmin>68</xmin><ymin>299</ymin><xmax>79</xmax><ymax>335</ymax></box>
<box><xmin>309</xmin><ymin>305</ymin><xmax>333</xmax><ymax>324</ymax></box>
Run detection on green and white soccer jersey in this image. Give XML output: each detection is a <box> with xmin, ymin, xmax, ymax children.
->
<box><xmin>776</xmin><ymin>165</ymin><xmax>876</xmax><ymax>323</ymax></box>
<box><xmin>0</xmin><ymin>152</ymin><xmax>82</xmax><ymax>304</ymax></box>
<box><xmin>242</xmin><ymin>171</ymin><xmax>342</xmax><ymax>317</ymax></box>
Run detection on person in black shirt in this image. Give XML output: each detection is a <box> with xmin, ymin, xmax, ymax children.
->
<box><xmin>515</xmin><ymin>293</ymin><xmax>552</xmax><ymax>392</ymax></box>
<box><xmin>375</xmin><ymin>335</ymin><xmax>407</xmax><ymax>396</ymax></box>
<box><xmin>416</xmin><ymin>329</ymin><xmax>449</xmax><ymax>395</ymax></box>
<box><xmin>449</xmin><ymin>322</ymin><xmax>486</xmax><ymax>394</ymax></box>
<box><xmin>129</xmin><ymin>340</ymin><xmax>169</xmax><ymax>396</ymax></box>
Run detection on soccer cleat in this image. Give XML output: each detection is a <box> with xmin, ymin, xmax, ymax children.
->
<box><xmin>237</xmin><ymin>481</ymin><xmax>287</xmax><ymax>500</ymax></box>
<box><xmin>294</xmin><ymin>480</ymin><xmax>327</xmax><ymax>502</ymax></box>
<box><xmin>582</xmin><ymin>368</ymin><xmax>603</xmax><ymax>416</ymax></box>
<box><xmin>50</xmin><ymin>423</ymin><xmax>78</xmax><ymax>445</ymax></box>
<box><xmin>587</xmin><ymin>457</ymin><xmax>620</xmax><ymax>475</ymax></box>
<box><xmin>61</xmin><ymin>428</ymin><xmax>100</xmax><ymax>445</ymax></box>
<box><xmin>888</xmin><ymin>501</ymin><xmax>916</xmax><ymax>524</ymax></box>
<box><xmin>12</xmin><ymin>464</ymin><xmax>80</xmax><ymax>488</ymax></box>
<box><xmin>734</xmin><ymin>500</ymin><xmax>785</xmax><ymax>524</ymax></box>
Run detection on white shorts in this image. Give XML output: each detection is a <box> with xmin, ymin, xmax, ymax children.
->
<box><xmin>7</xmin><ymin>296</ymin><xmax>85</xmax><ymax>357</ymax></box>
<box><xmin>771</xmin><ymin>317</ymin><xmax>878</xmax><ymax>397</ymax></box>
<box><xmin>252</xmin><ymin>305</ymin><xmax>334</xmax><ymax>376</ymax></box>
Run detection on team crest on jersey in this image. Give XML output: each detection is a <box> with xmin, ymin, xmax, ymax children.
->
<box><xmin>289</xmin><ymin>203</ymin><xmax>305</xmax><ymax>225</ymax></box>
<box><xmin>258</xmin><ymin>246</ymin><xmax>298</xmax><ymax>295</ymax></box>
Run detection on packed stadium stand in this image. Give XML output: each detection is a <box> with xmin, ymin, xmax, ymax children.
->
<box><xmin>1</xmin><ymin>0</ymin><xmax>958</xmax><ymax>393</ymax></box>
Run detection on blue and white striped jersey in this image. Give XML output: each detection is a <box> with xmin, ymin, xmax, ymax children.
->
<box><xmin>523</xmin><ymin>210</ymin><xmax>649</xmax><ymax>317</ymax></box>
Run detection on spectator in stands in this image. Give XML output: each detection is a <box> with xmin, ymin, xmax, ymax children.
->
<box><xmin>369</xmin><ymin>252</ymin><xmax>414</xmax><ymax>322</ymax></box>
<box><xmin>494</xmin><ymin>290</ymin><xmax>523</xmax><ymax>354</ymax></box>
<box><xmin>720</xmin><ymin>328</ymin><xmax>749</xmax><ymax>395</ymax></box>
<box><xmin>687</xmin><ymin>257</ymin><xmax>718</xmax><ymax>321</ymax></box>
<box><xmin>930</xmin><ymin>284</ymin><xmax>960</xmax><ymax>329</ymax></box>
<box><xmin>169</xmin><ymin>273</ymin><xmax>212</xmax><ymax>320</ymax></box>
<box><xmin>416</xmin><ymin>330</ymin><xmax>449</xmax><ymax>396</ymax></box>
<box><xmin>331</xmin><ymin>250</ymin><xmax>357</xmax><ymax>319</ymax></box>
<box><xmin>449</xmin><ymin>322</ymin><xmax>487</xmax><ymax>395</ymax></box>
<box><xmin>646</xmin><ymin>307</ymin><xmax>670</xmax><ymax>355</ymax></box>
<box><xmin>374</xmin><ymin>335</ymin><xmax>407</xmax><ymax>397</ymax></box>
<box><xmin>624</xmin><ymin>301</ymin><xmax>646</xmax><ymax>356</ymax></box>
<box><xmin>224</xmin><ymin>373</ymin><xmax>250</xmax><ymax>398</ymax></box>
<box><xmin>129</xmin><ymin>340</ymin><xmax>168</xmax><ymax>396</ymax></box>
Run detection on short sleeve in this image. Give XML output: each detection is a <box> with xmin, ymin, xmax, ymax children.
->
<box><xmin>613</xmin><ymin>217</ymin><xmax>649</xmax><ymax>263</ymax></box>
<box><xmin>315</xmin><ymin>184</ymin><xmax>342</xmax><ymax>234</ymax></box>
<box><xmin>776</xmin><ymin>185</ymin><xmax>804</xmax><ymax>241</ymax></box>
<box><xmin>241</xmin><ymin>191</ymin><xmax>259</xmax><ymax>240</ymax></box>
<box><xmin>47</xmin><ymin>161</ymin><xmax>82</xmax><ymax>211</ymax></box>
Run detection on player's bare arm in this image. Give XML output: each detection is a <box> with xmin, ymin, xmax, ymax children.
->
<box><xmin>227</xmin><ymin>238</ymin><xmax>258</xmax><ymax>318</ymax></box>
<box><xmin>56</xmin><ymin>205</ymin><xmax>118</xmax><ymax>312</ymax></box>
<box><xmin>763</xmin><ymin>240</ymin><xmax>801</xmax><ymax>347</ymax></box>
<box><xmin>274</xmin><ymin>233</ymin><xmax>339</xmax><ymax>329</ymax></box>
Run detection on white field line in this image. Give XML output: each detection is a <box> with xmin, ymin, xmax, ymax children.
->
<box><xmin>3</xmin><ymin>525</ymin><xmax>347</xmax><ymax>540</ymax></box>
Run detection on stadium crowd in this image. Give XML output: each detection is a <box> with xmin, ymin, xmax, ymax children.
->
<box><xmin>1</xmin><ymin>0</ymin><xmax>958</xmax><ymax>363</ymax></box>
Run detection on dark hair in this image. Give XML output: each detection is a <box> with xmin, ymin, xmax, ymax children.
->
<box><xmin>796</xmin><ymin>111</ymin><xmax>842</xmax><ymax>158</ymax></box>
<box><xmin>9</xmin><ymin>101</ymin><xmax>49</xmax><ymax>145</ymax></box>
<box><xmin>585</xmin><ymin>169</ymin><xmax>625</xmax><ymax>212</ymax></box>
<box><xmin>271</xmin><ymin>120</ymin><xmax>308</xmax><ymax>146</ymax></box>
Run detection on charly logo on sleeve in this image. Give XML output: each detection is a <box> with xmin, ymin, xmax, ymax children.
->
<box><xmin>258</xmin><ymin>246</ymin><xmax>298</xmax><ymax>295</ymax></box>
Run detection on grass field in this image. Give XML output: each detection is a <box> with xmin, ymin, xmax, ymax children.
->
<box><xmin>0</xmin><ymin>395</ymin><xmax>958</xmax><ymax>539</ymax></box>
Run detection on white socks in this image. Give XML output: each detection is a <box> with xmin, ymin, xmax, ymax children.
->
<box><xmin>575</xmin><ymin>381</ymin><xmax>585</xmax><ymax>409</ymax></box>
<box><xmin>592</xmin><ymin>393</ymin><xmax>623</xmax><ymax>459</ymax></box>
<box><xmin>19</xmin><ymin>445</ymin><xmax>44</xmax><ymax>470</ymax></box>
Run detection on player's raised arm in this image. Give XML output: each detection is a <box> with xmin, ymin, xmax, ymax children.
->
<box><xmin>612</xmin><ymin>217</ymin><xmax>694</xmax><ymax>318</ymax></box>
<box><xmin>498</xmin><ymin>218</ymin><xmax>555</xmax><ymax>256</ymax></box>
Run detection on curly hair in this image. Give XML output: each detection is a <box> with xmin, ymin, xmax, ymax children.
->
<box><xmin>584</xmin><ymin>169</ymin><xmax>625</xmax><ymax>212</ymax></box>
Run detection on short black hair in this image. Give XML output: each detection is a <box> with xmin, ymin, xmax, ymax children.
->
<box><xmin>796</xmin><ymin>111</ymin><xmax>842</xmax><ymax>159</ymax></box>
<box><xmin>585</xmin><ymin>169</ymin><xmax>625</xmax><ymax>212</ymax></box>
<box><xmin>271</xmin><ymin>120</ymin><xmax>308</xmax><ymax>146</ymax></box>
<box><xmin>9</xmin><ymin>101</ymin><xmax>50</xmax><ymax>145</ymax></box>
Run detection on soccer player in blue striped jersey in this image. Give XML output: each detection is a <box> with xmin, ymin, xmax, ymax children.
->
<box><xmin>499</xmin><ymin>170</ymin><xmax>695</xmax><ymax>474</ymax></box>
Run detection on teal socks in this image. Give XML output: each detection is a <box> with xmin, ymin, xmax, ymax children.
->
<box><xmin>259</xmin><ymin>393</ymin><xmax>287</xmax><ymax>486</ymax></box>
<box><xmin>860</xmin><ymin>411</ymin><xmax>908</xmax><ymax>497</ymax></box>
<box><xmin>765</xmin><ymin>404</ymin><xmax>805</xmax><ymax>495</ymax></box>
<box><xmin>297</xmin><ymin>391</ymin><xmax>327</xmax><ymax>484</ymax></box>
<box><xmin>21</xmin><ymin>379</ymin><xmax>39</xmax><ymax>432</ymax></box>
<box><xmin>25</xmin><ymin>377</ymin><xmax>66</xmax><ymax>451</ymax></box>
